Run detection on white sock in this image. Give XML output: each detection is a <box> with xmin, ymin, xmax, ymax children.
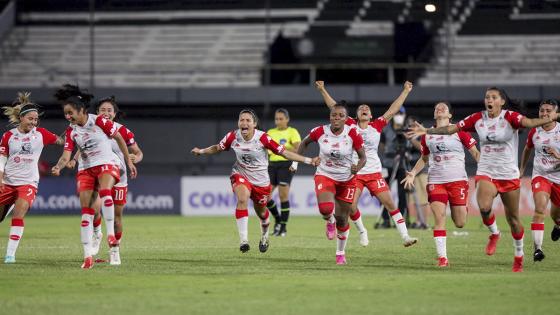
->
<box><xmin>336</xmin><ymin>225</ymin><xmax>350</xmax><ymax>255</ymax></box>
<box><xmin>236</xmin><ymin>209</ymin><xmax>249</xmax><ymax>243</ymax></box>
<box><xmin>389</xmin><ymin>209</ymin><xmax>409</xmax><ymax>239</ymax></box>
<box><xmin>99</xmin><ymin>190</ymin><xmax>115</xmax><ymax>236</ymax></box>
<box><xmin>81</xmin><ymin>209</ymin><xmax>94</xmax><ymax>258</ymax></box>
<box><xmin>531</xmin><ymin>222</ymin><xmax>544</xmax><ymax>250</ymax></box>
<box><xmin>433</xmin><ymin>230</ymin><xmax>447</xmax><ymax>258</ymax></box>
<box><xmin>327</xmin><ymin>215</ymin><xmax>335</xmax><ymax>224</ymax></box>
<box><xmin>6</xmin><ymin>218</ymin><xmax>24</xmax><ymax>257</ymax></box>
<box><xmin>512</xmin><ymin>229</ymin><xmax>524</xmax><ymax>257</ymax></box>
<box><xmin>483</xmin><ymin>214</ymin><xmax>500</xmax><ymax>235</ymax></box>
<box><xmin>350</xmin><ymin>209</ymin><xmax>366</xmax><ymax>233</ymax></box>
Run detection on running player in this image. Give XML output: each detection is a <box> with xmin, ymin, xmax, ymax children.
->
<box><xmin>267</xmin><ymin>108</ymin><xmax>301</xmax><ymax>237</ymax></box>
<box><xmin>407</xmin><ymin>87</ymin><xmax>559</xmax><ymax>272</ymax></box>
<box><xmin>315</xmin><ymin>80</ymin><xmax>418</xmax><ymax>247</ymax></box>
<box><xmin>0</xmin><ymin>92</ymin><xmax>64</xmax><ymax>264</ymax></box>
<box><xmin>51</xmin><ymin>84</ymin><xmax>138</xmax><ymax>269</ymax></box>
<box><xmin>401</xmin><ymin>102</ymin><xmax>480</xmax><ymax>267</ymax></box>
<box><xmin>295</xmin><ymin>102</ymin><xmax>366</xmax><ymax>264</ymax></box>
<box><xmin>191</xmin><ymin>109</ymin><xmax>319</xmax><ymax>253</ymax></box>
<box><xmin>519</xmin><ymin>99</ymin><xmax>560</xmax><ymax>262</ymax></box>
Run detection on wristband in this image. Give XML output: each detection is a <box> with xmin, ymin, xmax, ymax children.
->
<box><xmin>304</xmin><ymin>157</ymin><xmax>312</xmax><ymax>165</ymax></box>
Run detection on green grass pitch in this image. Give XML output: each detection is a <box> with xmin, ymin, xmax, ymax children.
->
<box><xmin>0</xmin><ymin>215</ymin><xmax>558</xmax><ymax>315</ymax></box>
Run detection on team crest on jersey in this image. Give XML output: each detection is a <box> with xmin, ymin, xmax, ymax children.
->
<box><xmin>20</xmin><ymin>142</ymin><xmax>33</xmax><ymax>155</ymax></box>
<box><xmin>486</xmin><ymin>133</ymin><xmax>496</xmax><ymax>142</ymax></box>
<box><xmin>279</xmin><ymin>138</ymin><xmax>287</xmax><ymax>145</ymax></box>
<box><xmin>435</xmin><ymin>142</ymin><xmax>449</xmax><ymax>152</ymax></box>
<box><xmin>241</xmin><ymin>154</ymin><xmax>254</xmax><ymax>164</ymax></box>
<box><xmin>330</xmin><ymin>150</ymin><xmax>341</xmax><ymax>159</ymax></box>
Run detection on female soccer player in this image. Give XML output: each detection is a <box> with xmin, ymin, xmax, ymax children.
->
<box><xmin>0</xmin><ymin>92</ymin><xmax>64</xmax><ymax>264</ymax></box>
<box><xmin>407</xmin><ymin>87</ymin><xmax>559</xmax><ymax>272</ymax></box>
<box><xmin>191</xmin><ymin>109</ymin><xmax>318</xmax><ymax>253</ymax></box>
<box><xmin>314</xmin><ymin>80</ymin><xmax>417</xmax><ymax>248</ymax></box>
<box><xmin>401</xmin><ymin>102</ymin><xmax>480</xmax><ymax>267</ymax></box>
<box><xmin>266</xmin><ymin>108</ymin><xmax>301</xmax><ymax>237</ymax></box>
<box><xmin>295</xmin><ymin>103</ymin><xmax>366</xmax><ymax>265</ymax></box>
<box><xmin>68</xmin><ymin>96</ymin><xmax>143</xmax><ymax>265</ymax></box>
<box><xmin>51</xmin><ymin>84</ymin><xmax>137</xmax><ymax>269</ymax></box>
<box><xmin>519</xmin><ymin>99</ymin><xmax>560</xmax><ymax>262</ymax></box>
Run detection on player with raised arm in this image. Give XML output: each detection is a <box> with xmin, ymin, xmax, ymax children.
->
<box><xmin>401</xmin><ymin>102</ymin><xmax>480</xmax><ymax>267</ymax></box>
<box><xmin>314</xmin><ymin>80</ymin><xmax>417</xmax><ymax>247</ymax></box>
<box><xmin>0</xmin><ymin>92</ymin><xmax>64</xmax><ymax>264</ymax></box>
<box><xmin>407</xmin><ymin>87</ymin><xmax>559</xmax><ymax>272</ymax></box>
<box><xmin>191</xmin><ymin>109</ymin><xmax>319</xmax><ymax>253</ymax></box>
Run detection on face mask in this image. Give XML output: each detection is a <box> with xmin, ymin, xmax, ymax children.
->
<box><xmin>393</xmin><ymin>114</ymin><xmax>405</xmax><ymax>125</ymax></box>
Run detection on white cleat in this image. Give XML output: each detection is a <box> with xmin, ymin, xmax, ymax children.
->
<box><xmin>403</xmin><ymin>236</ymin><xmax>418</xmax><ymax>247</ymax></box>
<box><xmin>91</xmin><ymin>231</ymin><xmax>103</xmax><ymax>256</ymax></box>
<box><xmin>109</xmin><ymin>246</ymin><xmax>121</xmax><ymax>265</ymax></box>
<box><xmin>359</xmin><ymin>230</ymin><xmax>369</xmax><ymax>247</ymax></box>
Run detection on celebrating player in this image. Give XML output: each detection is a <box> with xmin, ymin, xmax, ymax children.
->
<box><xmin>51</xmin><ymin>84</ymin><xmax>137</xmax><ymax>269</ymax></box>
<box><xmin>0</xmin><ymin>92</ymin><xmax>64</xmax><ymax>264</ymax></box>
<box><xmin>315</xmin><ymin>80</ymin><xmax>418</xmax><ymax>248</ymax></box>
<box><xmin>407</xmin><ymin>87</ymin><xmax>559</xmax><ymax>272</ymax></box>
<box><xmin>519</xmin><ymin>99</ymin><xmax>560</xmax><ymax>262</ymax></box>
<box><xmin>295</xmin><ymin>102</ymin><xmax>366</xmax><ymax>265</ymax></box>
<box><xmin>401</xmin><ymin>102</ymin><xmax>480</xmax><ymax>267</ymax></box>
<box><xmin>191</xmin><ymin>109</ymin><xmax>318</xmax><ymax>253</ymax></box>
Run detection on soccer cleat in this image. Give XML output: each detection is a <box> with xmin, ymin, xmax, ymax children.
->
<box><xmin>512</xmin><ymin>255</ymin><xmax>523</xmax><ymax>272</ymax></box>
<box><xmin>403</xmin><ymin>236</ymin><xmax>418</xmax><ymax>247</ymax></box>
<box><xmin>109</xmin><ymin>247</ymin><xmax>121</xmax><ymax>265</ymax></box>
<box><xmin>533</xmin><ymin>249</ymin><xmax>545</xmax><ymax>262</ymax></box>
<box><xmin>326</xmin><ymin>222</ymin><xmax>336</xmax><ymax>240</ymax></box>
<box><xmin>258</xmin><ymin>235</ymin><xmax>269</xmax><ymax>253</ymax></box>
<box><xmin>239</xmin><ymin>241</ymin><xmax>250</xmax><ymax>253</ymax></box>
<box><xmin>551</xmin><ymin>225</ymin><xmax>560</xmax><ymax>241</ymax></box>
<box><xmin>272</xmin><ymin>223</ymin><xmax>282</xmax><ymax>236</ymax></box>
<box><xmin>91</xmin><ymin>231</ymin><xmax>103</xmax><ymax>256</ymax></box>
<box><xmin>107</xmin><ymin>234</ymin><xmax>119</xmax><ymax>247</ymax></box>
<box><xmin>335</xmin><ymin>254</ymin><xmax>347</xmax><ymax>265</ymax></box>
<box><xmin>4</xmin><ymin>255</ymin><xmax>15</xmax><ymax>264</ymax></box>
<box><xmin>437</xmin><ymin>257</ymin><xmax>449</xmax><ymax>267</ymax></box>
<box><xmin>486</xmin><ymin>233</ymin><xmax>500</xmax><ymax>256</ymax></box>
<box><xmin>359</xmin><ymin>230</ymin><xmax>369</xmax><ymax>247</ymax></box>
<box><xmin>81</xmin><ymin>256</ymin><xmax>94</xmax><ymax>269</ymax></box>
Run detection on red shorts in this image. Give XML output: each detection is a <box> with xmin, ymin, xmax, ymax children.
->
<box><xmin>230</xmin><ymin>174</ymin><xmax>271</xmax><ymax>207</ymax></box>
<box><xmin>314</xmin><ymin>175</ymin><xmax>356</xmax><ymax>203</ymax></box>
<box><xmin>77</xmin><ymin>164</ymin><xmax>121</xmax><ymax>193</ymax></box>
<box><xmin>532</xmin><ymin>176</ymin><xmax>560</xmax><ymax>207</ymax></box>
<box><xmin>355</xmin><ymin>172</ymin><xmax>390</xmax><ymax>196</ymax></box>
<box><xmin>112</xmin><ymin>186</ymin><xmax>128</xmax><ymax>206</ymax></box>
<box><xmin>427</xmin><ymin>181</ymin><xmax>469</xmax><ymax>206</ymax></box>
<box><xmin>0</xmin><ymin>184</ymin><xmax>37</xmax><ymax>207</ymax></box>
<box><xmin>475</xmin><ymin>175</ymin><xmax>520</xmax><ymax>194</ymax></box>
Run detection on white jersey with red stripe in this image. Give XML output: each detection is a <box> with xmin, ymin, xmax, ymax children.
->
<box><xmin>110</xmin><ymin>123</ymin><xmax>136</xmax><ymax>187</ymax></box>
<box><xmin>420</xmin><ymin>131</ymin><xmax>477</xmax><ymax>184</ymax></box>
<box><xmin>346</xmin><ymin>117</ymin><xmax>387</xmax><ymax>175</ymax></box>
<box><xmin>0</xmin><ymin>127</ymin><xmax>58</xmax><ymax>188</ymax></box>
<box><xmin>219</xmin><ymin>129</ymin><xmax>285</xmax><ymax>187</ymax></box>
<box><xmin>308</xmin><ymin>124</ymin><xmax>364</xmax><ymax>182</ymax></box>
<box><xmin>526</xmin><ymin>124</ymin><xmax>560</xmax><ymax>184</ymax></box>
<box><xmin>457</xmin><ymin>110</ymin><xmax>524</xmax><ymax>180</ymax></box>
<box><xmin>65</xmin><ymin>114</ymin><xmax>120</xmax><ymax>171</ymax></box>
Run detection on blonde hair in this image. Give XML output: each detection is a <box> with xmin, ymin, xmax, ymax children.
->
<box><xmin>3</xmin><ymin>92</ymin><xmax>35</xmax><ymax>125</ymax></box>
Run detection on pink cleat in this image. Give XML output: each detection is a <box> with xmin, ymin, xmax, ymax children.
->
<box><xmin>326</xmin><ymin>222</ymin><xmax>336</xmax><ymax>240</ymax></box>
<box><xmin>437</xmin><ymin>257</ymin><xmax>449</xmax><ymax>267</ymax></box>
<box><xmin>81</xmin><ymin>256</ymin><xmax>94</xmax><ymax>269</ymax></box>
<box><xmin>486</xmin><ymin>233</ymin><xmax>500</xmax><ymax>256</ymax></box>
<box><xmin>512</xmin><ymin>256</ymin><xmax>523</xmax><ymax>273</ymax></box>
<box><xmin>336</xmin><ymin>254</ymin><xmax>347</xmax><ymax>265</ymax></box>
<box><xmin>107</xmin><ymin>234</ymin><xmax>119</xmax><ymax>247</ymax></box>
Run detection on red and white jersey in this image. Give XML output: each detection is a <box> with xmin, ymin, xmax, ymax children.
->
<box><xmin>526</xmin><ymin>124</ymin><xmax>560</xmax><ymax>184</ymax></box>
<box><xmin>309</xmin><ymin>124</ymin><xmax>364</xmax><ymax>182</ymax></box>
<box><xmin>65</xmin><ymin>114</ymin><xmax>120</xmax><ymax>171</ymax></box>
<box><xmin>421</xmin><ymin>131</ymin><xmax>477</xmax><ymax>184</ymax></box>
<box><xmin>346</xmin><ymin>117</ymin><xmax>387</xmax><ymax>175</ymax></box>
<box><xmin>0</xmin><ymin>127</ymin><xmax>58</xmax><ymax>187</ymax></box>
<box><xmin>110</xmin><ymin>123</ymin><xmax>136</xmax><ymax>187</ymax></box>
<box><xmin>219</xmin><ymin>129</ymin><xmax>284</xmax><ymax>187</ymax></box>
<box><xmin>457</xmin><ymin>110</ymin><xmax>524</xmax><ymax>180</ymax></box>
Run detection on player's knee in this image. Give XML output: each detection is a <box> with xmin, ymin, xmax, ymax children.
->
<box><xmin>318</xmin><ymin>202</ymin><xmax>334</xmax><ymax>216</ymax></box>
<box><xmin>334</xmin><ymin>214</ymin><xmax>348</xmax><ymax>227</ymax></box>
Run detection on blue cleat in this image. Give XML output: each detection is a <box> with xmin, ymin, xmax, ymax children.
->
<box><xmin>4</xmin><ymin>255</ymin><xmax>15</xmax><ymax>264</ymax></box>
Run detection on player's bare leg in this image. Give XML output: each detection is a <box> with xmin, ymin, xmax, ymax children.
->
<box><xmin>477</xmin><ymin>180</ymin><xmax>500</xmax><ymax>255</ymax></box>
<box><xmin>254</xmin><ymin>204</ymin><xmax>270</xmax><ymax>253</ymax></box>
<box><xmin>501</xmin><ymin>189</ymin><xmax>524</xmax><ymax>272</ymax></box>
<box><xmin>233</xmin><ymin>184</ymin><xmax>251</xmax><ymax>252</ymax></box>
<box><xmin>531</xmin><ymin>191</ymin><xmax>549</xmax><ymax>262</ymax></box>
<box><xmin>4</xmin><ymin>199</ymin><xmax>30</xmax><ymax>264</ymax></box>
<box><xmin>431</xmin><ymin>201</ymin><xmax>448</xmax><ymax>267</ymax></box>
<box><xmin>334</xmin><ymin>199</ymin><xmax>351</xmax><ymax>265</ymax></box>
<box><xmin>376</xmin><ymin>190</ymin><xmax>417</xmax><ymax>246</ymax></box>
<box><xmin>317</xmin><ymin>192</ymin><xmax>336</xmax><ymax>240</ymax></box>
<box><xmin>349</xmin><ymin>187</ymin><xmax>368</xmax><ymax>246</ymax></box>
<box><xmin>109</xmin><ymin>203</ymin><xmax>125</xmax><ymax>265</ymax></box>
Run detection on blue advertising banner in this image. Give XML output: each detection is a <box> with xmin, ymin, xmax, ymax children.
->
<box><xmin>31</xmin><ymin>176</ymin><xmax>181</xmax><ymax>215</ymax></box>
